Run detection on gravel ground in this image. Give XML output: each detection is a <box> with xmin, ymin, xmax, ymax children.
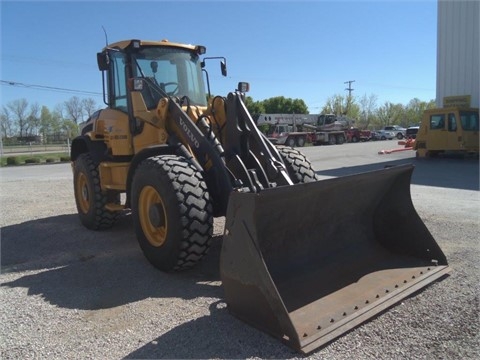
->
<box><xmin>1</xmin><ymin>146</ymin><xmax>479</xmax><ymax>359</ymax></box>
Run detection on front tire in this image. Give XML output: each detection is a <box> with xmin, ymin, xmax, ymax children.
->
<box><xmin>276</xmin><ymin>146</ymin><xmax>319</xmax><ymax>183</ymax></box>
<box><xmin>73</xmin><ymin>153</ymin><xmax>119</xmax><ymax>230</ymax></box>
<box><xmin>131</xmin><ymin>155</ymin><xmax>213</xmax><ymax>272</ymax></box>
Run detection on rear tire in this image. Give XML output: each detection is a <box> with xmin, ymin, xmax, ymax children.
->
<box><xmin>286</xmin><ymin>137</ymin><xmax>296</xmax><ymax>147</ymax></box>
<box><xmin>276</xmin><ymin>145</ymin><xmax>319</xmax><ymax>183</ymax></box>
<box><xmin>73</xmin><ymin>153</ymin><xmax>119</xmax><ymax>230</ymax></box>
<box><xmin>296</xmin><ymin>136</ymin><xmax>306</xmax><ymax>147</ymax></box>
<box><xmin>131</xmin><ymin>155</ymin><xmax>213</xmax><ymax>271</ymax></box>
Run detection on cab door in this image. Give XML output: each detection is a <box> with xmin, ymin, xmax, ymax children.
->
<box><xmin>447</xmin><ymin>112</ymin><xmax>461</xmax><ymax>150</ymax></box>
<box><xmin>428</xmin><ymin>112</ymin><xmax>447</xmax><ymax>150</ymax></box>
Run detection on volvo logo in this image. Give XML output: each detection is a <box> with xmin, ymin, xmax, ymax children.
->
<box><xmin>179</xmin><ymin>117</ymin><xmax>200</xmax><ymax>149</ymax></box>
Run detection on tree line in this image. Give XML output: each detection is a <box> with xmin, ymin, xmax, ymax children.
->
<box><xmin>245</xmin><ymin>94</ymin><xmax>436</xmax><ymax>130</ymax></box>
<box><xmin>1</xmin><ymin>96</ymin><xmax>96</xmax><ymax>144</ymax></box>
<box><xmin>1</xmin><ymin>93</ymin><xmax>435</xmax><ymax>144</ymax></box>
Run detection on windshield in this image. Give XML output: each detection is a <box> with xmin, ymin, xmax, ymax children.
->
<box><xmin>132</xmin><ymin>46</ymin><xmax>207</xmax><ymax>107</ymax></box>
<box><xmin>460</xmin><ymin>111</ymin><xmax>479</xmax><ymax>131</ymax></box>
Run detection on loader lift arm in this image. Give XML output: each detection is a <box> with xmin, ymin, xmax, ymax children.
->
<box><xmin>152</xmin><ymin>86</ymin><xmax>294</xmax><ymax>214</ymax></box>
<box><xmin>223</xmin><ymin>91</ymin><xmax>293</xmax><ymax>192</ymax></box>
<box><xmin>165</xmin><ymin>97</ymin><xmax>233</xmax><ymax>215</ymax></box>
<box><xmin>167</xmin><ymin>87</ymin><xmax>293</xmax><ymax>198</ymax></box>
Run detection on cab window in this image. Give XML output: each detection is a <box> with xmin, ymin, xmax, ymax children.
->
<box><xmin>132</xmin><ymin>46</ymin><xmax>207</xmax><ymax>107</ymax></box>
<box><xmin>109</xmin><ymin>51</ymin><xmax>128</xmax><ymax>112</ymax></box>
<box><xmin>460</xmin><ymin>111</ymin><xmax>480</xmax><ymax>131</ymax></box>
<box><xmin>430</xmin><ymin>114</ymin><xmax>445</xmax><ymax>130</ymax></box>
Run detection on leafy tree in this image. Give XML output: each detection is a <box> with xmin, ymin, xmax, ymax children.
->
<box><xmin>262</xmin><ymin>96</ymin><xmax>308</xmax><ymax>114</ymax></box>
<box><xmin>358</xmin><ymin>93</ymin><xmax>378</xmax><ymax>129</ymax></box>
<box><xmin>40</xmin><ymin>106</ymin><xmax>59</xmax><ymax>143</ymax></box>
<box><xmin>82</xmin><ymin>98</ymin><xmax>98</xmax><ymax>118</ymax></box>
<box><xmin>321</xmin><ymin>94</ymin><xmax>361</xmax><ymax>121</ymax></box>
<box><xmin>62</xmin><ymin>119</ymin><xmax>79</xmax><ymax>139</ymax></box>
<box><xmin>7</xmin><ymin>99</ymin><xmax>29</xmax><ymax>137</ymax></box>
<box><xmin>322</xmin><ymin>94</ymin><xmax>345</xmax><ymax>115</ymax></box>
<box><xmin>26</xmin><ymin>102</ymin><xmax>41</xmax><ymax>136</ymax></box>
<box><xmin>405</xmin><ymin>98</ymin><xmax>436</xmax><ymax>126</ymax></box>
<box><xmin>1</xmin><ymin>106</ymin><xmax>14</xmax><ymax>138</ymax></box>
<box><xmin>291</xmin><ymin>98</ymin><xmax>309</xmax><ymax>114</ymax></box>
<box><xmin>244</xmin><ymin>96</ymin><xmax>265</xmax><ymax>116</ymax></box>
<box><xmin>375</xmin><ymin>102</ymin><xmax>405</xmax><ymax>128</ymax></box>
<box><xmin>64</xmin><ymin>96</ymin><xmax>84</xmax><ymax>124</ymax></box>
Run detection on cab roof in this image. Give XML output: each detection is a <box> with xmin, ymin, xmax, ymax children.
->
<box><xmin>105</xmin><ymin>39</ymin><xmax>202</xmax><ymax>52</ymax></box>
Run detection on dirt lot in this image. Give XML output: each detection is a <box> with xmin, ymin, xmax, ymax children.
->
<box><xmin>1</xmin><ymin>142</ymin><xmax>479</xmax><ymax>359</ymax></box>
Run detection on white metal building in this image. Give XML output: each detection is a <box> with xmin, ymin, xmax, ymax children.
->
<box><xmin>436</xmin><ymin>0</ymin><xmax>479</xmax><ymax>108</ymax></box>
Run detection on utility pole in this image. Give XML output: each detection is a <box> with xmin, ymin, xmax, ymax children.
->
<box><xmin>344</xmin><ymin>80</ymin><xmax>355</xmax><ymax>97</ymax></box>
<box><xmin>344</xmin><ymin>80</ymin><xmax>355</xmax><ymax>115</ymax></box>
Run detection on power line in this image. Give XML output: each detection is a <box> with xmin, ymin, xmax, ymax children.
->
<box><xmin>0</xmin><ymin>80</ymin><xmax>102</xmax><ymax>97</ymax></box>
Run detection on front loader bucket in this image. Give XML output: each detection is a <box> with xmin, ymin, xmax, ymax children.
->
<box><xmin>220</xmin><ymin>164</ymin><xmax>450</xmax><ymax>354</ymax></box>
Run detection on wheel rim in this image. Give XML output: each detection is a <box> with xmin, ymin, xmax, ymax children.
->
<box><xmin>139</xmin><ymin>185</ymin><xmax>167</xmax><ymax>247</ymax></box>
<box><xmin>76</xmin><ymin>172</ymin><xmax>90</xmax><ymax>214</ymax></box>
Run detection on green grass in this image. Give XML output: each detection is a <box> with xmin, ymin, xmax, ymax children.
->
<box><xmin>0</xmin><ymin>152</ymin><xmax>71</xmax><ymax>167</ymax></box>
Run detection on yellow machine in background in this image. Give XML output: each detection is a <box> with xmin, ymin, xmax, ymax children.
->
<box><xmin>415</xmin><ymin>96</ymin><xmax>479</xmax><ymax>158</ymax></box>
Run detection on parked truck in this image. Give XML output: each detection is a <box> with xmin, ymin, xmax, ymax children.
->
<box><xmin>258</xmin><ymin>113</ymin><xmax>352</xmax><ymax>146</ymax></box>
<box><xmin>345</xmin><ymin>127</ymin><xmax>371</xmax><ymax>142</ymax></box>
<box><xmin>415</xmin><ymin>105</ymin><xmax>479</xmax><ymax>158</ymax></box>
<box><xmin>265</xmin><ymin>123</ymin><xmax>308</xmax><ymax>147</ymax></box>
<box><xmin>382</xmin><ymin>125</ymin><xmax>407</xmax><ymax>139</ymax></box>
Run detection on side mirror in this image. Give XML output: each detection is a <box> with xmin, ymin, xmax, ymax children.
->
<box><xmin>221</xmin><ymin>60</ymin><xmax>227</xmax><ymax>77</ymax></box>
<box><xmin>97</xmin><ymin>52</ymin><xmax>109</xmax><ymax>71</ymax></box>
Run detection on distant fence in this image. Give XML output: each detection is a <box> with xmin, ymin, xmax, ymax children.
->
<box><xmin>0</xmin><ymin>143</ymin><xmax>70</xmax><ymax>155</ymax></box>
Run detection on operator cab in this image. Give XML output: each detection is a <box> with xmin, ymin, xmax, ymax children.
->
<box><xmin>97</xmin><ymin>39</ymin><xmax>211</xmax><ymax>112</ymax></box>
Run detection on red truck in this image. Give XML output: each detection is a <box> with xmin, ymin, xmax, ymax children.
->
<box><xmin>345</xmin><ymin>128</ymin><xmax>371</xmax><ymax>142</ymax></box>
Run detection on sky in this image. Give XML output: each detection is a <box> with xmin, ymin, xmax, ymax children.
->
<box><xmin>0</xmin><ymin>0</ymin><xmax>438</xmax><ymax>114</ymax></box>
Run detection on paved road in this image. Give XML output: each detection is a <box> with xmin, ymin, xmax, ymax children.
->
<box><xmin>0</xmin><ymin>162</ymin><xmax>72</xmax><ymax>181</ymax></box>
<box><xmin>2</xmin><ymin>141</ymin><xmax>478</xmax><ymax>189</ymax></box>
<box><xmin>0</xmin><ymin>141</ymin><xmax>479</xmax><ymax>359</ymax></box>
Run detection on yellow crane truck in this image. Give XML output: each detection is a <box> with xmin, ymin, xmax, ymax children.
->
<box><xmin>71</xmin><ymin>39</ymin><xmax>450</xmax><ymax>353</ymax></box>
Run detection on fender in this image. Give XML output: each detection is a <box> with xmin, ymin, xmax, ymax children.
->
<box><xmin>70</xmin><ymin>136</ymin><xmax>107</xmax><ymax>164</ymax></box>
<box><xmin>124</xmin><ymin>143</ymin><xmax>201</xmax><ymax>209</ymax></box>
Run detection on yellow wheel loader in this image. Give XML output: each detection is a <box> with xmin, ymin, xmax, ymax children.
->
<box><xmin>71</xmin><ymin>39</ymin><xmax>450</xmax><ymax>353</ymax></box>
